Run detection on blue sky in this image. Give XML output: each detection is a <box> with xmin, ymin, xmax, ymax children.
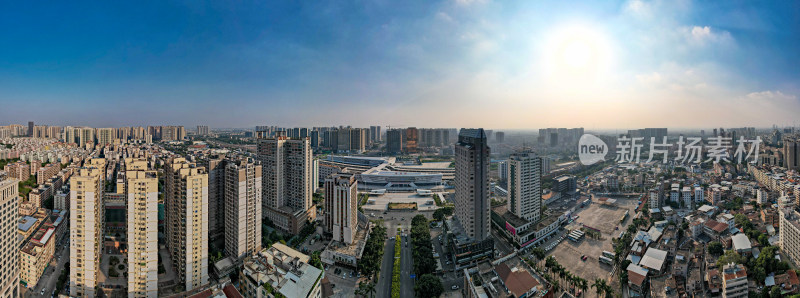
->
<box><xmin>1</xmin><ymin>0</ymin><xmax>798</xmax><ymax>129</ymax></box>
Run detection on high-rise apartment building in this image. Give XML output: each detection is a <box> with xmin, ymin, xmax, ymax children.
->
<box><xmin>124</xmin><ymin>159</ymin><xmax>159</xmax><ymax>297</ymax></box>
<box><xmin>161</xmin><ymin>126</ymin><xmax>186</xmax><ymax>141</ymax></box>
<box><xmin>779</xmin><ymin>207</ymin><xmax>800</xmax><ymax>266</ymax></box>
<box><xmin>507</xmin><ymin>150</ymin><xmax>542</xmax><ymax>223</ymax></box>
<box><xmin>224</xmin><ymin>158</ymin><xmax>262</xmax><ymax>259</ymax></box>
<box><xmin>404</xmin><ymin>127</ymin><xmax>419</xmax><ymax>153</ymax></box>
<box><xmin>454</xmin><ymin>128</ymin><xmax>490</xmax><ymax>241</ymax></box>
<box><xmin>370</xmin><ymin>125</ymin><xmax>381</xmax><ymax>142</ymax></box>
<box><xmin>97</xmin><ymin>128</ymin><xmax>116</xmax><ymax>145</ymax></box>
<box><xmin>197</xmin><ymin>125</ymin><xmax>210</xmax><ymax>136</ymax></box>
<box><xmin>324</xmin><ymin>173</ymin><xmax>358</xmax><ymax>244</ymax></box>
<box><xmin>257</xmin><ymin>134</ymin><xmax>315</xmax><ymax>235</ymax></box>
<box><xmin>165</xmin><ymin>157</ymin><xmax>209</xmax><ymax>291</ymax></box>
<box><xmin>0</xmin><ymin>175</ymin><xmax>19</xmax><ymax>298</ymax></box>
<box><xmin>784</xmin><ymin>136</ymin><xmax>800</xmax><ymax>171</ymax></box>
<box><xmin>70</xmin><ymin>159</ymin><xmax>106</xmax><ymax>297</ymax></box>
<box><xmin>79</xmin><ymin>127</ymin><xmax>95</xmax><ymax>148</ymax></box>
<box><xmin>386</xmin><ymin>129</ymin><xmax>403</xmax><ymax>154</ymax></box>
<box><xmin>206</xmin><ymin>155</ymin><xmax>227</xmax><ymax>241</ymax></box>
<box><xmin>28</xmin><ymin>121</ymin><xmax>34</xmax><ymax>137</ymax></box>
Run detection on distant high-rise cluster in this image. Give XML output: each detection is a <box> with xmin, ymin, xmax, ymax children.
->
<box><xmin>197</xmin><ymin>125</ymin><xmax>210</xmax><ymax>136</ymax></box>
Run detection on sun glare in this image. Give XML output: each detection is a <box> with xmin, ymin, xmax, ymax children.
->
<box><xmin>542</xmin><ymin>24</ymin><xmax>613</xmax><ymax>86</ymax></box>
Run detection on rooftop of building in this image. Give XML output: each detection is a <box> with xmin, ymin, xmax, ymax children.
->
<box><xmin>324</xmin><ymin>223</ymin><xmax>370</xmax><ymax>257</ymax></box>
<box><xmin>640</xmin><ymin>247</ymin><xmax>668</xmax><ymax>271</ymax></box>
<box><xmin>495</xmin><ymin>263</ymin><xmax>540</xmax><ymax>298</ymax></box>
<box><xmin>242</xmin><ymin>244</ymin><xmax>322</xmax><ymax>298</ymax></box>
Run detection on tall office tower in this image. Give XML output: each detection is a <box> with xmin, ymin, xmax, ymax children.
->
<box><xmin>784</xmin><ymin>136</ymin><xmax>800</xmax><ymax>171</ymax></box>
<box><xmin>124</xmin><ymin>159</ymin><xmax>158</xmax><ymax>297</ymax></box>
<box><xmin>507</xmin><ymin>150</ymin><xmax>542</xmax><ymax>223</ymax></box>
<box><xmin>28</xmin><ymin>121</ymin><xmax>34</xmax><ymax>136</ymax></box>
<box><xmin>454</xmin><ymin>128</ymin><xmax>490</xmax><ymax>240</ymax></box>
<box><xmin>386</xmin><ymin>129</ymin><xmax>403</xmax><ymax>154</ymax></box>
<box><xmin>0</xmin><ymin>175</ymin><xmax>19</xmax><ymax>298</ymax></box>
<box><xmin>257</xmin><ymin>134</ymin><xmax>315</xmax><ymax>235</ymax></box>
<box><xmin>97</xmin><ymin>128</ymin><xmax>116</xmax><ymax>145</ymax></box>
<box><xmin>224</xmin><ymin>158</ymin><xmax>262</xmax><ymax>259</ymax></box>
<box><xmin>404</xmin><ymin>127</ymin><xmax>419</xmax><ymax>153</ymax></box>
<box><xmin>197</xmin><ymin>125</ymin><xmax>210</xmax><ymax>136</ymax></box>
<box><xmin>70</xmin><ymin>161</ymin><xmax>106</xmax><ymax>297</ymax></box>
<box><xmin>165</xmin><ymin>157</ymin><xmax>209</xmax><ymax>291</ymax></box>
<box><xmin>206</xmin><ymin>155</ymin><xmax>227</xmax><ymax>240</ymax></box>
<box><xmin>324</xmin><ymin>173</ymin><xmax>358</xmax><ymax>243</ymax></box>
<box><xmin>370</xmin><ymin>125</ymin><xmax>381</xmax><ymax>142</ymax></box>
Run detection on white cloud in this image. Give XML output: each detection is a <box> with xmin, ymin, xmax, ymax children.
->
<box><xmin>746</xmin><ymin>90</ymin><xmax>797</xmax><ymax>101</ymax></box>
<box><xmin>683</xmin><ymin>26</ymin><xmax>733</xmax><ymax>46</ymax></box>
<box><xmin>453</xmin><ymin>0</ymin><xmax>487</xmax><ymax>6</ymax></box>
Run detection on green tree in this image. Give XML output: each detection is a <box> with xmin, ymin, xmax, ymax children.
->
<box><xmin>415</xmin><ymin>274</ymin><xmax>444</xmax><ymax>298</ymax></box>
<box><xmin>708</xmin><ymin>241</ymin><xmax>724</xmax><ymax>256</ymax></box>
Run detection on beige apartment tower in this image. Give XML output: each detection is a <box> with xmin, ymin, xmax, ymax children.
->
<box><xmin>125</xmin><ymin>159</ymin><xmax>159</xmax><ymax>297</ymax></box>
<box><xmin>70</xmin><ymin>160</ymin><xmax>106</xmax><ymax>297</ymax></box>
<box><xmin>324</xmin><ymin>173</ymin><xmax>358</xmax><ymax>244</ymax></box>
<box><xmin>507</xmin><ymin>150</ymin><xmax>543</xmax><ymax>223</ymax></box>
<box><xmin>224</xmin><ymin>158</ymin><xmax>262</xmax><ymax>259</ymax></box>
<box><xmin>0</xmin><ymin>175</ymin><xmax>20</xmax><ymax>298</ymax></box>
<box><xmin>257</xmin><ymin>134</ymin><xmax>315</xmax><ymax>235</ymax></box>
<box><xmin>165</xmin><ymin>157</ymin><xmax>209</xmax><ymax>292</ymax></box>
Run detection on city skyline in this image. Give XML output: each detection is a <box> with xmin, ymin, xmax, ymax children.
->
<box><xmin>2</xmin><ymin>1</ymin><xmax>799</xmax><ymax>128</ymax></box>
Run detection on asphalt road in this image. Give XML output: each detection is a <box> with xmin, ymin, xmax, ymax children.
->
<box><xmin>400</xmin><ymin>235</ymin><xmax>414</xmax><ymax>298</ymax></box>
<box><xmin>377</xmin><ymin>238</ymin><xmax>395</xmax><ymax>298</ymax></box>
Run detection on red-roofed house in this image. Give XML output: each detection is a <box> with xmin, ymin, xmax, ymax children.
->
<box><xmin>495</xmin><ymin>263</ymin><xmax>541</xmax><ymax>298</ymax></box>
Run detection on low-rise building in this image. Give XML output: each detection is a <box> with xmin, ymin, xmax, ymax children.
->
<box><xmin>19</xmin><ymin>223</ymin><xmax>55</xmax><ymax>288</ymax></box>
<box><xmin>721</xmin><ymin>263</ymin><xmax>748</xmax><ymax>298</ymax></box>
<box><xmin>239</xmin><ymin>243</ymin><xmax>324</xmax><ymax>298</ymax></box>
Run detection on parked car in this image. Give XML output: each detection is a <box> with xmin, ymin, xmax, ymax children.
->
<box><xmin>451</xmin><ymin>285</ymin><xmax>459</xmax><ymax>290</ymax></box>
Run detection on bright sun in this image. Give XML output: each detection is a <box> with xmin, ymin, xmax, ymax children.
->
<box><xmin>561</xmin><ymin>38</ymin><xmax>594</xmax><ymax>69</ymax></box>
<box><xmin>543</xmin><ymin>25</ymin><xmax>613</xmax><ymax>84</ymax></box>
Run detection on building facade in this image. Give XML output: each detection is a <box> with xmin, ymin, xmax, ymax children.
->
<box><xmin>125</xmin><ymin>160</ymin><xmax>159</xmax><ymax>297</ymax></box>
<box><xmin>0</xmin><ymin>176</ymin><xmax>19</xmax><ymax>298</ymax></box>
<box><xmin>165</xmin><ymin>157</ymin><xmax>210</xmax><ymax>291</ymax></box>
<box><xmin>70</xmin><ymin>160</ymin><xmax>106</xmax><ymax>297</ymax></box>
<box><xmin>257</xmin><ymin>134</ymin><xmax>315</xmax><ymax>235</ymax></box>
<box><xmin>324</xmin><ymin>173</ymin><xmax>358</xmax><ymax>244</ymax></box>
<box><xmin>506</xmin><ymin>150</ymin><xmax>542</xmax><ymax>223</ymax></box>
<box><xmin>454</xmin><ymin>128</ymin><xmax>490</xmax><ymax>241</ymax></box>
<box><xmin>224</xmin><ymin>158</ymin><xmax>263</xmax><ymax>260</ymax></box>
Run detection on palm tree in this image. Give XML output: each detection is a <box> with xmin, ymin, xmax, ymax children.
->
<box><xmin>579</xmin><ymin>278</ymin><xmax>588</xmax><ymax>295</ymax></box>
<box><xmin>592</xmin><ymin>279</ymin><xmax>606</xmax><ymax>297</ymax></box>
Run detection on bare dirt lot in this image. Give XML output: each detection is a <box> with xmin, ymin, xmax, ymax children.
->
<box><xmin>548</xmin><ymin>198</ymin><xmax>640</xmax><ymax>285</ymax></box>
